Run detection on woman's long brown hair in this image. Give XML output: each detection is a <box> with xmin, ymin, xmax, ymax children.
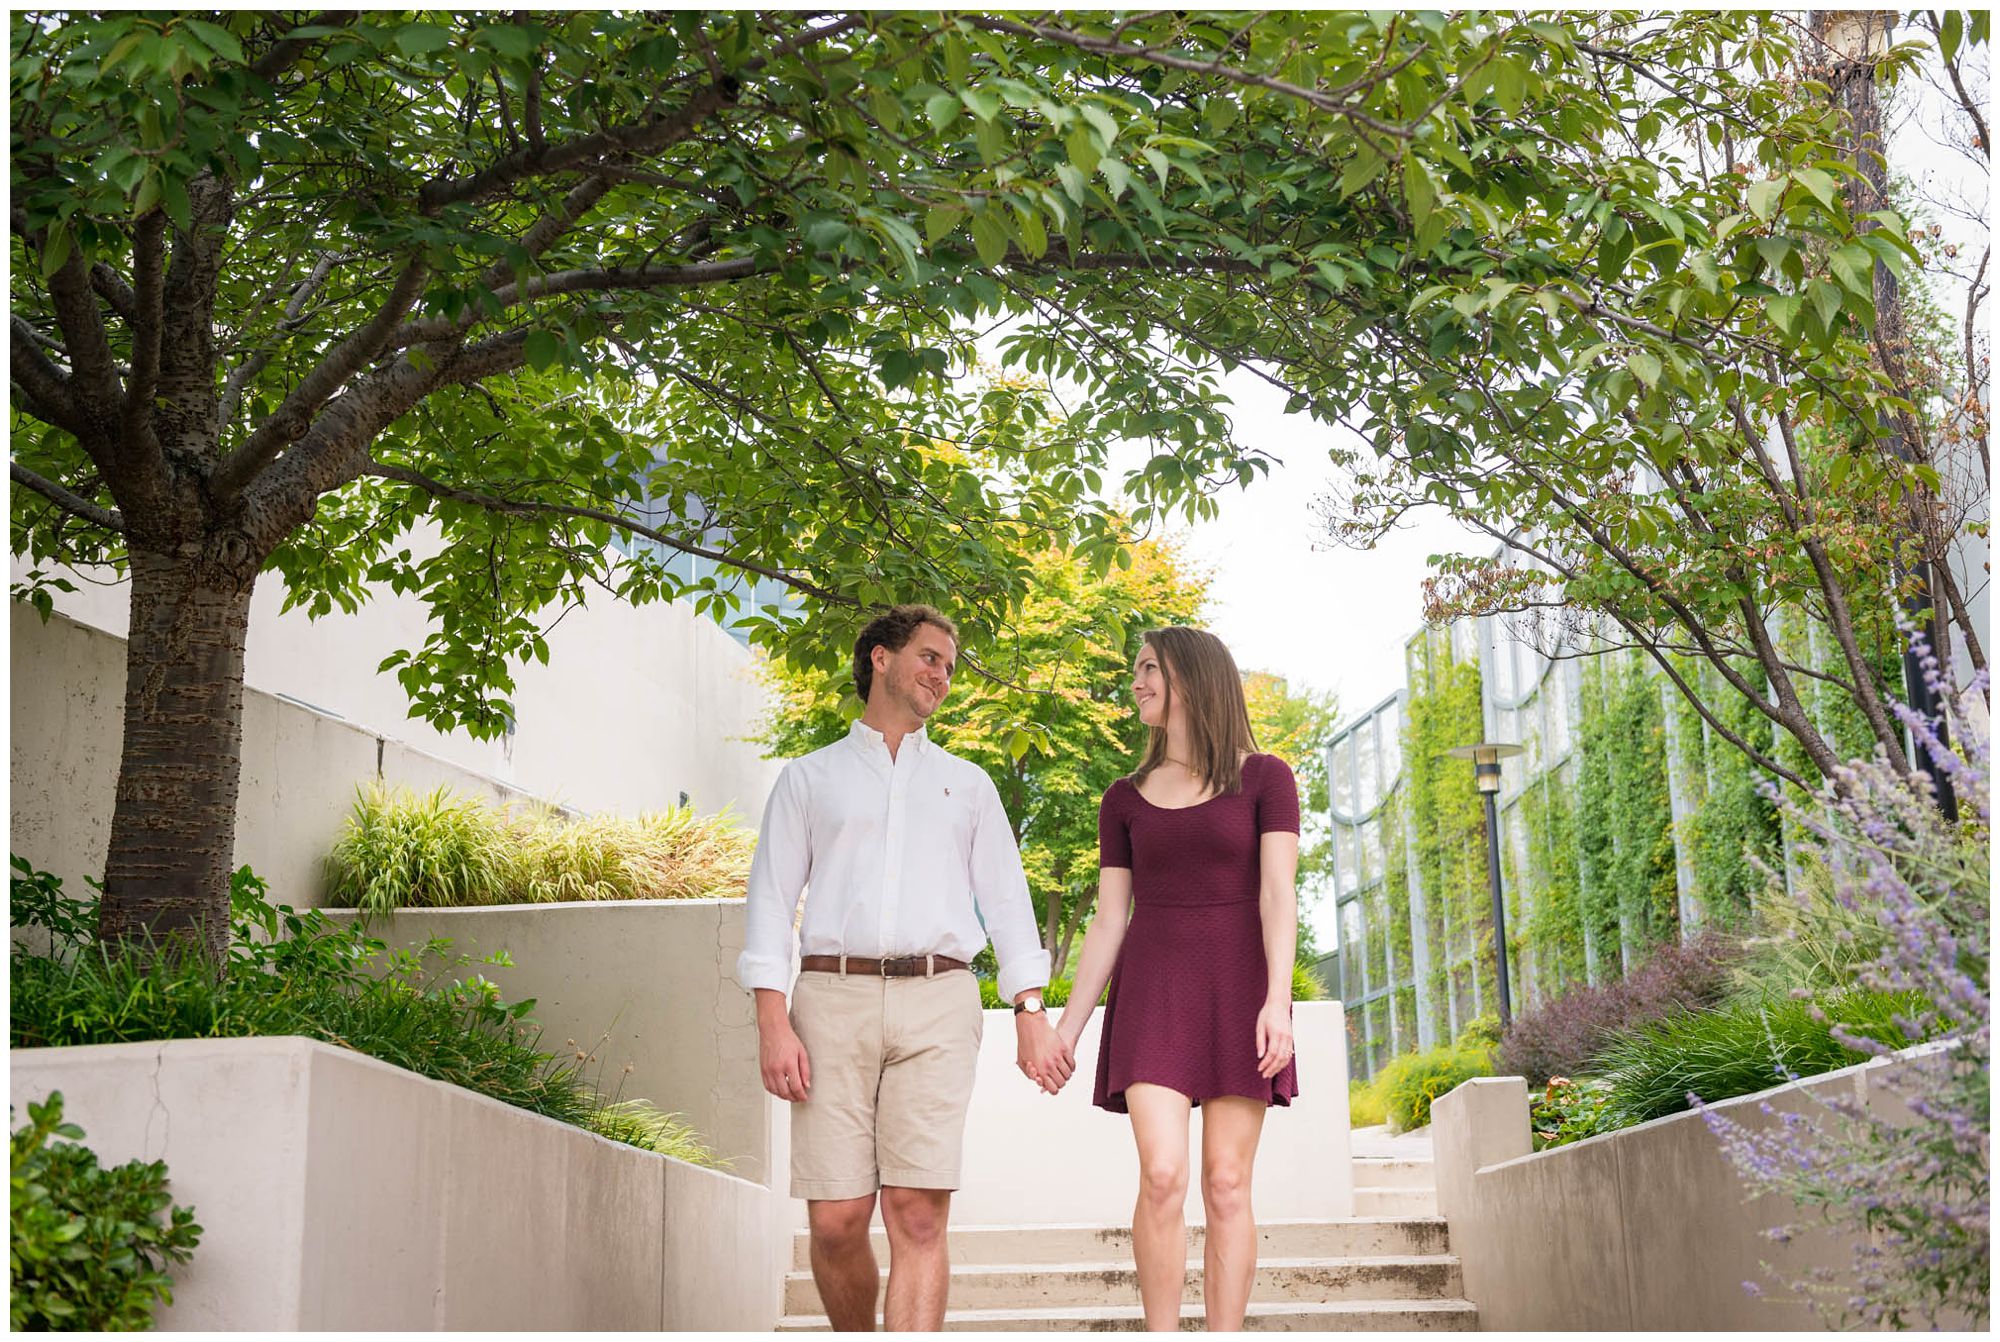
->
<box><xmin>1131</xmin><ymin>627</ymin><xmax>1260</xmax><ymax>796</ymax></box>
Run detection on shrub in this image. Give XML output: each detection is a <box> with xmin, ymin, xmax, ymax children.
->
<box><xmin>1592</xmin><ymin>990</ymin><xmax>1922</xmax><ymax>1129</ymax></box>
<box><xmin>322</xmin><ymin>784</ymin><xmax>756</xmax><ymax>912</ymax></box>
<box><xmin>1699</xmin><ymin>650</ymin><xmax>1989</xmax><ymax>1329</ymax></box>
<box><xmin>1530</xmin><ymin>1076</ymin><xmax>1614</xmax><ymax>1151</ymax></box>
<box><xmin>1376</xmin><ymin>1043</ymin><xmax>1493</xmax><ymax>1133</ymax></box>
<box><xmin>1348</xmin><ymin>1074</ymin><xmax>1389</xmax><ymax>1128</ymax></box>
<box><xmin>1496</xmin><ymin>930</ymin><xmax>1740</xmax><ymax>1085</ymax></box>
<box><xmin>9</xmin><ymin>860</ymin><xmax>725</xmax><ymax>1170</ymax></box>
<box><xmin>10</xmin><ymin>1092</ymin><xmax>202</xmax><ymax>1330</ymax></box>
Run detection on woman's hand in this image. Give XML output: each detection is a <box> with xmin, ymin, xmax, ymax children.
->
<box><xmin>1255</xmin><ymin>999</ymin><xmax>1294</xmax><ymax>1080</ymax></box>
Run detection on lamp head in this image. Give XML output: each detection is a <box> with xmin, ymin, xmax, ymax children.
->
<box><xmin>1444</xmin><ymin>741</ymin><xmax>1524</xmax><ymax>795</ymax></box>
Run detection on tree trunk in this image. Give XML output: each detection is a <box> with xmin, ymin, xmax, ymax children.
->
<box><xmin>97</xmin><ymin>548</ymin><xmax>257</xmax><ymax>962</ymax></box>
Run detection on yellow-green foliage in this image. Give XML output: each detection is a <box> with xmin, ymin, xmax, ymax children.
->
<box><xmin>1348</xmin><ymin>1074</ymin><xmax>1390</xmax><ymax>1128</ymax></box>
<box><xmin>1376</xmin><ymin>1042</ymin><xmax>1494</xmax><ymax>1133</ymax></box>
<box><xmin>325</xmin><ymin>784</ymin><xmax>757</xmax><ymax>912</ymax></box>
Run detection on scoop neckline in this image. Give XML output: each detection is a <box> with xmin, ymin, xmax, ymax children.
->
<box><xmin>1127</xmin><ymin>754</ymin><xmax>1263</xmax><ymax>811</ymax></box>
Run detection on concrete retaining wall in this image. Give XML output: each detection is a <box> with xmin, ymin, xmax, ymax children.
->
<box><xmin>7</xmin><ymin>1037</ymin><xmax>786</xmax><ymax>1331</ymax></box>
<box><xmin>325</xmin><ymin>899</ymin><xmax>770</xmax><ymax>1185</ymax></box>
<box><xmin>1431</xmin><ymin>1056</ymin><xmax>1938</xmax><ymax>1330</ymax></box>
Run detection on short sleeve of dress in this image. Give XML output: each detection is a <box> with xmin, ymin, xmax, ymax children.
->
<box><xmin>1256</xmin><ymin>755</ymin><xmax>1302</xmax><ymax>835</ymax></box>
<box><xmin>1098</xmin><ymin>782</ymin><xmax>1133</xmax><ymax>869</ymax></box>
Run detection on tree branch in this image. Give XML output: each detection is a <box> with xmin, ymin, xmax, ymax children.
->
<box><xmin>10</xmin><ymin>461</ymin><xmax>124</xmax><ymax>532</ymax></box>
<box><xmin>10</xmin><ymin>316</ymin><xmax>88</xmax><ymax>439</ymax></box>
<box><xmin>212</xmin><ymin>254</ymin><xmax>429</xmax><ymax>501</ymax></box>
<box><xmin>121</xmin><ymin>212</ymin><xmax>167</xmax><ymax>446</ymax></box>
<box><xmin>251</xmin><ymin>11</ymin><xmax>359</xmax><ymax>82</ymax></box>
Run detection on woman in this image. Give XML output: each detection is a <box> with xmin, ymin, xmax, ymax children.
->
<box><xmin>1056</xmin><ymin>626</ymin><xmax>1300</xmax><ymax>1331</ymax></box>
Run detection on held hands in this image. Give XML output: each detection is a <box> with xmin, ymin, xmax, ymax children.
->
<box><xmin>1016</xmin><ymin>1010</ymin><xmax>1075</xmax><ymax>1096</ymax></box>
<box><xmin>1255</xmin><ymin>998</ymin><xmax>1294</xmax><ymax>1080</ymax></box>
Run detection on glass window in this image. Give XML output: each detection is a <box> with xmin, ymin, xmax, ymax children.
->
<box><xmin>1331</xmin><ymin>736</ymin><xmax>1355</xmax><ymax>819</ymax></box>
<box><xmin>1453</xmin><ymin>618</ymin><xmax>1482</xmax><ymax>666</ymax></box>
<box><xmin>1360</xmin><ymin>816</ymin><xmax>1383</xmax><ymax>885</ymax></box>
<box><xmin>1379</xmin><ymin>700</ymin><xmax>1404</xmax><ymax>788</ymax></box>
<box><xmin>1334</xmin><ymin>826</ymin><xmax>1359</xmax><ymax>895</ymax></box>
<box><xmin>1356</xmin><ymin>724</ymin><xmax>1380</xmax><ymax>815</ymax></box>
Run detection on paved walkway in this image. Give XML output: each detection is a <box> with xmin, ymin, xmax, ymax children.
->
<box><xmin>1349</xmin><ymin>1122</ymin><xmax>1434</xmax><ymax>1160</ymax></box>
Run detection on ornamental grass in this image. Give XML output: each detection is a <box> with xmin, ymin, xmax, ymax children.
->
<box><xmin>324</xmin><ymin>783</ymin><xmax>756</xmax><ymax>913</ymax></box>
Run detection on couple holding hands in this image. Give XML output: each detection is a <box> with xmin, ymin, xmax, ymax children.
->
<box><xmin>737</xmin><ymin>605</ymin><xmax>1300</xmax><ymax>1331</ymax></box>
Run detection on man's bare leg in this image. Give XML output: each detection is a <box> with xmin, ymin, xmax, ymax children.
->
<box><xmin>879</xmin><ymin>1185</ymin><xmax>953</xmax><ymax>1331</ymax></box>
<box><xmin>808</xmin><ymin>1194</ymin><xmax>880</xmax><ymax>1330</ymax></box>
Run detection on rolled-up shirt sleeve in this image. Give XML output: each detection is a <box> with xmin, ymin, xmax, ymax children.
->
<box><xmin>969</xmin><ymin>772</ymin><xmax>1052</xmax><ymax>1004</ymax></box>
<box><xmin>736</xmin><ymin>764</ymin><xmax>810</xmax><ymax>994</ymax></box>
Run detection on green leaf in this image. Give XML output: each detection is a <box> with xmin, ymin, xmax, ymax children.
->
<box><xmin>39</xmin><ymin>226</ymin><xmax>72</xmax><ymax>279</ymax></box>
<box><xmin>1064</xmin><ymin>125</ymin><xmax>1101</xmax><ymax>178</ymax></box>
<box><xmin>1626</xmin><ymin>350</ymin><xmax>1662</xmax><ymax>389</ymax></box>
<box><xmin>1746</xmin><ymin>176</ymin><xmax>1787</xmax><ymax>223</ymax></box>
<box><xmin>924</xmin><ymin>205</ymin><xmax>964</xmax><ymax>245</ymax></box>
<box><xmin>1808</xmin><ymin>278</ymin><xmax>1845</xmax><ymax>328</ymax></box>
<box><xmin>523</xmin><ymin>330</ymin><xmax>560</xmax><ymax>371</ymax></box>
<box><xmin>1099</xmin><ymin>156</ymin><xmax>1132</xmax><ymax>201</ymax></box>
<box><xmin>1766</xmin><ymin>293</ymin><xmax>1803</xmax><ymax>337</ymax></box>
<box><xmin>960</xmin><ymin>88</ymin><xmax>1000</xmax><ymax>122</ymax></box>
<box><xmin>1793</xmin><ymin>166</ymin><xmax>1837</xmax><ymax>210</ymax></box>
<box><xmin>161</xmin><ymin>175</ymin><xmax>192</xmax><ymax>233</ymax></box>
<box><xmin>1013</xmin><ymin>205</ymin><xmax>1048</xmax><ymax>259</ymax></box>
<box><xmin>1053</xmin><ymin>161</ymin><xmax>1087</xmax><ymax>202</ymax></box>
<box><xmin>180</xmin><ymin>18</ymin><xmax>247</xmax><ymax>64</ymax></box>
<box><xmin>968</xmin><ymin>210</ymin><xmax>1008</xmax><ymax>266</ymax></box>
<box><xmin>392</xmin><ymin>23</ymin><xmax>452</xmax><ymax>57</ymax></box>
<box><xmin>1830</xmin><ymin>243</ymin><xmax>1875</xmax><ymax>296</ymax></box>
<box><xmin>925</xmin><ymin>92</ymin><xmax>960</xmax><ymax>131</ymax></box>
<box><xmin>1402</xmin><ymin>158</ymin><xmax>1434</xmax><ymax>228</ymax></box>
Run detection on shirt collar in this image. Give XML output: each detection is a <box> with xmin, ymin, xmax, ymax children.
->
<box><xmin>848</xmin><ymin>717</ymin><xmax>928</xmax><ymax>762</ymax></box>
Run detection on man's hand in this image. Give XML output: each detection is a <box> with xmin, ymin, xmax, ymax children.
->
<box><xmin>755</xmin><ymin>988</ymin><xmax>811</xmax><ymax>1102</ymax></box>
<box><xmin>1016</xmin><ymin>1007</ymin><xmax>1075</xmax><ymax>1096</ymax></box>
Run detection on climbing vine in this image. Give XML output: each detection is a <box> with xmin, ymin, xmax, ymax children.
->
<box><xmin>1575</xmin><ymin>654</ymin><xmax>1679</xmax><ymax>978</ymax></box>
<box><xmin>1397</xmin><ymin>632</ymin><xmax>1489</xmax><ymax>1031</ymax></box>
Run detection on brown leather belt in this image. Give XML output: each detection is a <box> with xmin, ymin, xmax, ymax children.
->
<box><xmin>799</xmin><ymin>954</ymin><xmax>970</xmax><ymax>978</ymax></box>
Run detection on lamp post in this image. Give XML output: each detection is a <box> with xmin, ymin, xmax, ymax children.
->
<box><xmin>1446</xmin><ymin>741</ymin><xmax>1523</xmax><ymax>1028</ymax></box>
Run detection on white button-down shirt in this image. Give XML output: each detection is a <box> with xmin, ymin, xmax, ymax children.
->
<box><xmin>736</xmin><ymin>719</ymin><xmax>1053</xmax><ymax>1004</ymax></box>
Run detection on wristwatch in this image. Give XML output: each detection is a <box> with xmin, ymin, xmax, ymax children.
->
<box><xmin>1013</xmin><ymin>993</ymin><xmax>1045</xmax><ymax>1017</ymax></box>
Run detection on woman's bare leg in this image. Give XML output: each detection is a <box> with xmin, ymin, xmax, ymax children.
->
<box><xmin>1125</xmin><ymin>1083</ymin><xmax>1192</xmax><ymax>1331</ymax></box>
<box><xmin>1198</xmin><ymin>1096</ymin><xmax>1267</xmax><ymax>1330</ymax></box>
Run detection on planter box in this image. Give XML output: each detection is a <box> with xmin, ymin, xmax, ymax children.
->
<box><xmin>324</xmin><ymin>899</ymin><xmax>771</xmax><ymax>1184</ymax></box>
<box><xmin>8</xmin><ymin>1037</ymin><xmax>786</xmax><ymax>1330</ymax></box>
<box><xmin>1431</xmin><ymin>1049</ymin><xmax>1971</xmax><ymax>1330</ymax></box>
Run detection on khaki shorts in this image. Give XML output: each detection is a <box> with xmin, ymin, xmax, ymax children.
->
<box><xmin>788</xmin><ymin>968</ymin><xmax>984</xmax><ymax>1201</ymax></box>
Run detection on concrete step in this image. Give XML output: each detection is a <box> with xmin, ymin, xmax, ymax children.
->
<box><xmin>778</xmin><ymin>1297</ymin><xmax>1480</xmax><ymax>1331</ymax></box>
<box><xmin>1352</xmin><ymin>1157</ymin><xmax>1436</xmax><ymax>1190</ymax></box>
<box><xmin>790</xmin><ymin>1218</ymin><xmax>1450</xmax><ymax>1270</ymax></box>
<box><xmin>782</xmin><ymin>1254</ymin><xmax>1462</xmax><ymax>1315</ymax></box>
<box><xmin>1354</xmin><ymin>1187</ymin><xmax>1438</xmax><ymax>1217</ymax></box>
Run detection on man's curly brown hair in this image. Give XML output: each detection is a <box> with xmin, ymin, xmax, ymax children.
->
<box><xmin>852</xmin><ymin>605</ymin><xmax>959</xmax><ymax>702</ymax></box>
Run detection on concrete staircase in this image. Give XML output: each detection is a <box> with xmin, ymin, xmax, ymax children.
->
<box><xmin>1352</xmin><ymin>1154</ymin><xmax>1439</xmax><ymax>1218</ymax></box>
<box><xmin>776</xmin><ymin>1216</ymin><xmax>1476</xmax><ymax>1330</ymax></box>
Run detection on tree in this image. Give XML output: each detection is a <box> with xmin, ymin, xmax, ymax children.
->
<box><xmin>1276</xmin><ymin>11</ymin><xmax>1989</xmax><ymax>795</ymax></box>
<box><xmin>756</xmin><ymin>536</ymin><xmax>1206</xmax><ymax>980</ymax></box>
<box><xmin>17</xmin><ymin>9</ymin><xmax>1391</xmax><ymax>956</ymax></box>
<box><xmin>1241</xmin><ymin>671</ymin><xmax>1341</xmax><ymax>962</ymax></box>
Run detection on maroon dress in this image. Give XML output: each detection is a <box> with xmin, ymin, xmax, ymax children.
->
<box><xmin>1093</xmin><ymin>752</ymin><xmax>1302</xmax><ymax>1113</ymax></box>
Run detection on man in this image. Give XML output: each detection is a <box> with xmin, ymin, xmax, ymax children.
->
<box><xmin>738</xmin><ymin>604</ymin><xmax>1075</xmax><ymax>1331</ymax></box>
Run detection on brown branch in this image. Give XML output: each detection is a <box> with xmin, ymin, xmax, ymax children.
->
<box><xmin>90</xmin><ymin>262</ymin><xmax>138</xmax><ymax>326</ymax></box>
<box><xmin>252</xmin><ymin>11</ymin><xmax>359</xmax><ymax>81</ymax></box>
<box><xmin>121</xmin><ymin>212</ymin><xmax>167</xmax><ymax>446</ymax></box>
<box><xmin>10</xmin><ymin>461</ymin><xmax>124</xmax><ymax>532</ymax></box>
<box><xmin>387</xmin><ymin>256</ymin><xmax>763</xmax><ymax>347</ymax></box>
<box><xmin>10</xmin><ymin>316</ymin><xmax>88</xmax><ymax>439</ymax></box>
<box><xmin>212</xmin><ymin>254</ymin><xmax>429</xmax><ymax>501</ymax></box>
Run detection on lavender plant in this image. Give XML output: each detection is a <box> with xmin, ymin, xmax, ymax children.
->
<box><xmin>1698</xmin><ymin>643</ymin><xmax>1989</xmax><ymax>1330</ymax></box>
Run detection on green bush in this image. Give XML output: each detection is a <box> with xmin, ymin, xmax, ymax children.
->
<box><xmin>322</xmin><ymin>784</ymin><xmax>757</xmax><ymax>913</ymax></box>
<box><xmin>1347</xmin><ymin>1074</ymin><xmax>1389</xmax><ymax>1128</ymax></box>
<box><xmin>1591</xmin><ymin>990</ymin><xmax>1923</xmax><ymax>1130</ymax></box>
<box><xmin>9</xmin><ymin>859</ymin><xmax>724</xmax><ymax>1170</ymax></box>
<box><xmin>1529</xmin><ymin>1075</ymin><xmax>1615</xmax><ymax>1151</ymax></box>
<box><xmin>1376</xmin><ymin>1042</ymin><xmax>1494</xmax><ymax>1133</ymax></box>
<box><xmin>10</xmin><ymin>1092</ymin><xmax>201</xmax><ymax>1330</ymax></box>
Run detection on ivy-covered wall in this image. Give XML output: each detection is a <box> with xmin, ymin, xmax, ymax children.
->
<box><xmin>1334</xmin><ymin>617</ymin><xmax>1833</xmax><ymax>1078</ymax></box>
